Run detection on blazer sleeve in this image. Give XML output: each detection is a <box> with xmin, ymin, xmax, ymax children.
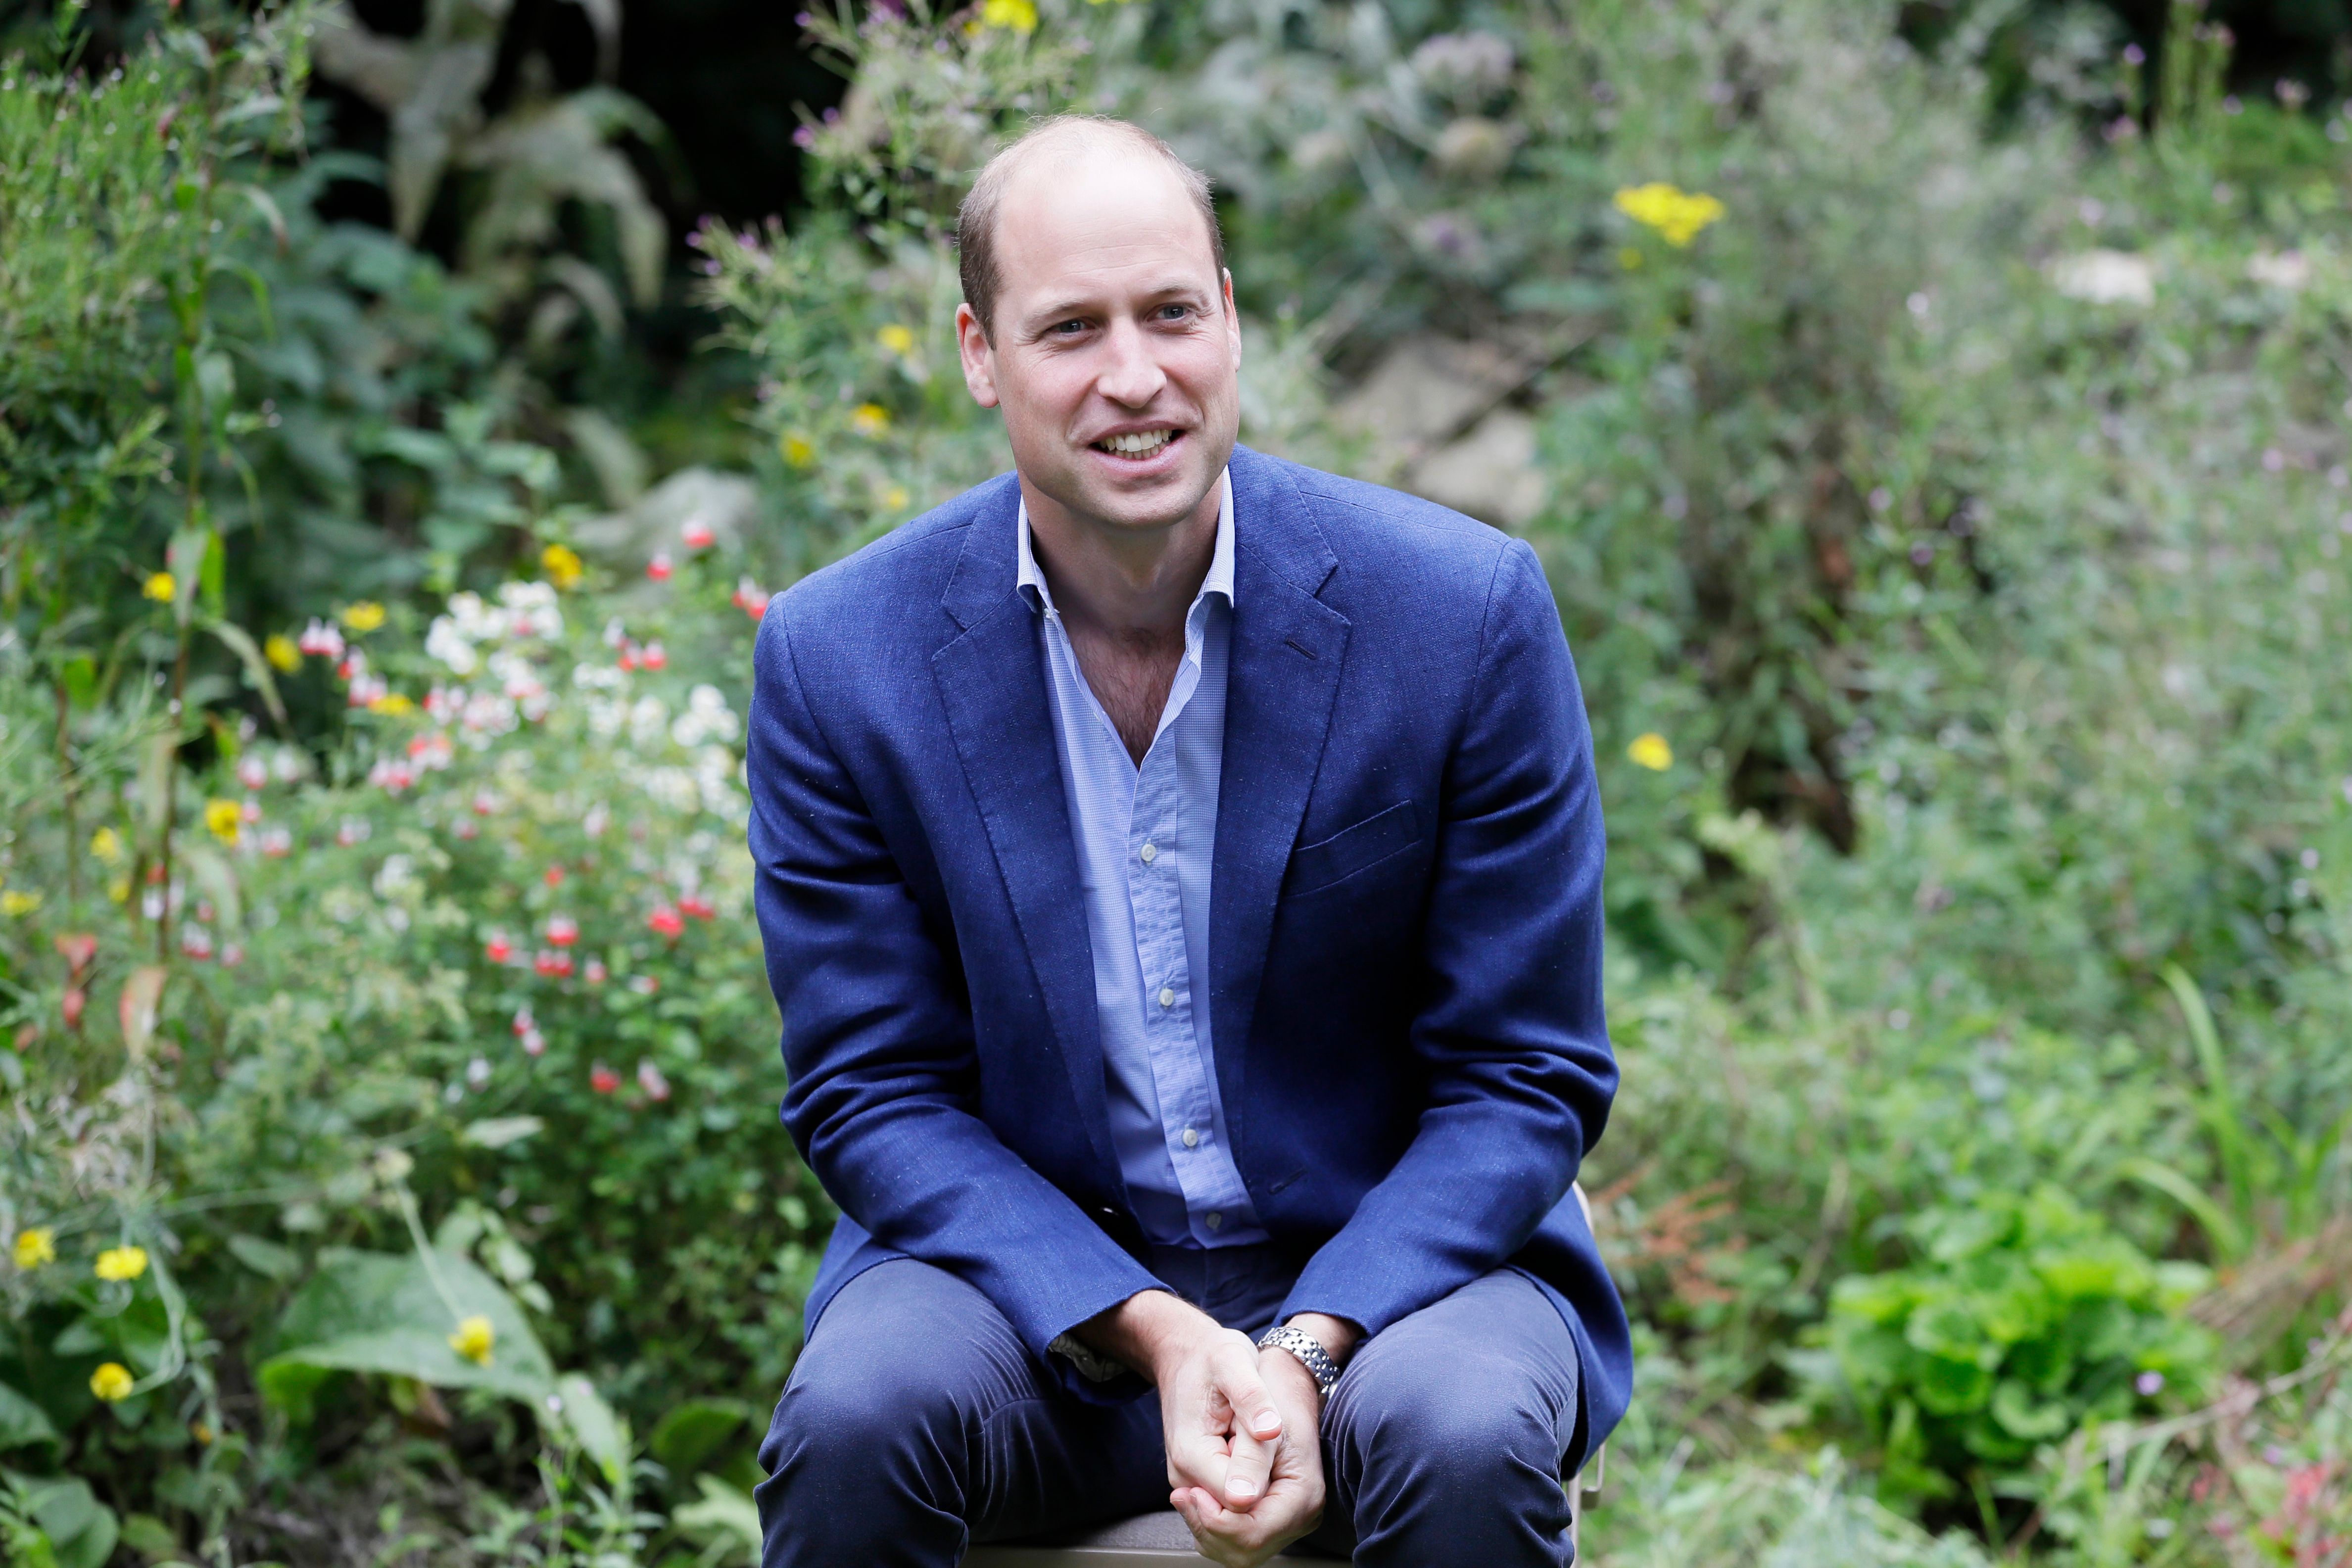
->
<box><xmin>1279</xmin><ymin>538</ymin><xmax>1616</xmax><ymax>1336</ymax></box>
<box><xmin>747</xmin><ymin>607</ymin><xmax>1163</xmax><ymax>1396</ymax></box>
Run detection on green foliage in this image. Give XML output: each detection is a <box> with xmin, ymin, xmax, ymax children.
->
<box><xmin>1813</xmin><ymin>1186</ymin><xmax>2216</xmax><ymax>1501</ymax></box>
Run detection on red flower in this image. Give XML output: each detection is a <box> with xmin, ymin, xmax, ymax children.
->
<box><xmin>637</xmin><ymin>1059</ymin><xmax>672</xmax><ymax>1101</ymax></box>
<box><xmin>678</xmin><ymin>892</ymin><xmax>717</xmax><ymax>921</ymax></box>
<box><xmin>545</xmin><ymin>915</ymin><xmax>579</xmax><ymax>947</ymax></box>
<box><xmin>641</xmin><ymin>641</ymin><xmax>668</xmax><ymax>671</ymax></box>
<box><xmin>544</xmin><ymin>865</ymin><xmax>565</xmax><ymax>887</ymax></box>
<box><xmin>522</xmin><ymin>1027</ymin><xmax>546</xmax><ymax>1057</ymax></box>
<box><xmin>646</xmin><ymin>553</ymin><xmax>674</xmax><ymax>583</ymax></box>
<box><xmin>485</xmin><ymin>932</ymin><xmax>514</xmax><ymax>964</ymax></box>
<box><xmin>590</xmin><ymin>1062</ymin><xmax>622</xmax><ymax>1093</ymax></box>
<box><xmin>628</xmin><ymin>974</ymin><xmax>660</xmax><ymax>996</ymax></box>
<box><xmin>618</xmin><ymin>645</ymin><xmax>639</xmax><ymax>672</ymax></box>
<box><xmin>585</xmin><ymin>959</ymin><xmax>609</xmax><ymax>984</ymax></box>
<box><xmin>512</xmin><ymin>1007</ymin><xmax>535</xmax><ymax>1036</ymax></box>
<box><xmin>681</xmin><ymin>518</ymin><xmax>716</xmax><ymax>550</ymax></box>
<box><xmin>646</xmin><ymin>904</ymin><xmax>685</xmax><ymax>940</ymax></box>
<box><xmin>472</xmin><ymin>789</ymin><xmax>497</xmax><ymax>816</ymax></box>
<box><xmin>534</xmin><ymin>950</ymin><xmax>575</xmax><ymax>979</ymax></box>
<box><xmin>62</xmin><ymin>988</ymin><xmax>86</xmax><ymax>1031</ymax></box>
<box><xmin>733</xmin><ymin>576</ymin><xmax>768</xmax><ymax>620</ymax></box>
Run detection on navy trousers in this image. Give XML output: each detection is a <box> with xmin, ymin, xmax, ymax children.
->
<box><xmin>757</xmin><ymin>1243</ymin><xmax>1583</xmax><ymax>1566</ymax></box>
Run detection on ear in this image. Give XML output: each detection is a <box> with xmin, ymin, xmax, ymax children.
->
<box><xmin>1222</xmin><ymin>269</ymin><xmax>1242</xmax><ymax>372</ymax></box>
<box><xmin>956</xmin><ymin>302</ymin><xmax>1001</xmax><ymax>409</ymax></box>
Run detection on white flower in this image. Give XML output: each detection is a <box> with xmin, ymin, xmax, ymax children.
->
<box><xmin>2247</xmin><ymin>249</ymin><xmax>2310</xmax><ymax>290</ymax></box>
<box><xmin>426</xmin><ymin>616</ymin><xmax>480</xmax><ymax>674</ymax></box>
<box><xmin>642</xmin><ymin>766</ymin><xmax>699</xmax><ymax>812</ymax></box>
<box><xmin>629</xmin><ymin>696</ymin><xmax>670</xmax><ymax>749</ymax></box>
<box><xmin>498</xmin><ymin>581</ymin><xmax>563</xmax><ymax>640</ymax></box>
<box><xmin>443</xmin><ymin>592</ymin><xmax>498</xmax><ymax>640</ymax></box>
<box><xmin>573</xmin><ymin>662</ymin><xmax>625</xmax><ymax>691</ymax></box>
<box><xmin>374</xmin><ymin>854</ymin><xmax>417</xmax><ymax>899</ymax></box>
<box><xmin>2050</xmin><ymin>249</ymin><xmax>2155</xmax><ymax>305</ymax></box>
<box><xmin>671</xmin><ymin>684</ymin><xmax>741</xmax><ymax>748</ymax></box>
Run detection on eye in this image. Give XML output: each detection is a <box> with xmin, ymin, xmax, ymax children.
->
<box><xmin>1051</xmin><ymin>317</ymin><xmax>1089</xmax><ymax>336</ymax></box>
<box><xmin>1155</xmin><ymin>303</ymin><xmax>1194</xmax><ymax>322</ymax></box>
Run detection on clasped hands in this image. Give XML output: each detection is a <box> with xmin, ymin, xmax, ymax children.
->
<box><xmin>1078</xmin><ymin>1293</ymin><xmax>1357</xmax><ymax>1568</ymax></box>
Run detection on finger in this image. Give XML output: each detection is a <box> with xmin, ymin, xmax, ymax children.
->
<box><xmin>1222</xmin><ymin>1420</ymin><xmax>1271</xmax><ymax>1510</ymax></box>
<box><xmin>1217</xmin><ymin>1345</ymin><xmax>1285</xmax><ymax>1444</ymax></box>
<box><xmin>1167</xmin><ymin>1425</ymin><xmax>1234</xmax><ymax>1497</ymax></box>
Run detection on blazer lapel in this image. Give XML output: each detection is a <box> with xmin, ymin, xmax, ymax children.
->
<box><xmin>1211</xmin><ymin>449</ymin><xmax>1349</xmax><ymax>1177</ymax></box>
<box><xmin>932</xmin><ymin>488</ymin><xmax>1118</xmax><ymax>1180</ymax></box>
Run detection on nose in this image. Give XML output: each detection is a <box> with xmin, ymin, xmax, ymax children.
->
<box><xmin>1095</xmin><ymin>317</ymin><xmax>1167</xmax><ymax>409</ymax></box>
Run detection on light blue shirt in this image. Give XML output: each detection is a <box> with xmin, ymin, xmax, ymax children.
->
<box><xmin>1017</xmin><ymin>470</ymin><xmax>1266</xmax><ymax>1251</ymax></box>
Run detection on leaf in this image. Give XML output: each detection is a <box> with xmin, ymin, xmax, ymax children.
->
<box><xmin>118</xmin><ymin>966</ymin><xmax>168</xmax><ymax>1060</ymax></box>
<box><xmin>649</xmin><ymin>1397</ymin><xmax>752</xmax><ymax>1475</ymax></box>
<box><xmin>0</xmin><ymin>1379</ymin><xmax>59</xmax><ymax>1450</ymax></box>
<box><xmin>204</xmin><ymin>621</ymin><xmax>288</xmax><ymax>726</ymax></box>
<box><xmin>227</xmin><ymin>1234</ymin><xmax>301</xmax><ymax>1282</ymax></box>
<box><xmin>179</xmin><ymin>845</ymin><xmax>242</xmax><ymax>934</ymax></box>
<box><xmin>258</xmin><ymin>1247</ymin><xmax>556</xmax><ymax>1420</ymax></box>
<box><xmin>552</xmin><ymin>1373</ymin><xmax>629</xmax><ymax>1484</ymax></box>
<box><xmin>671</xmin><ymin>1475</ymin><xmax>762</xmax><ymax>1566</ymax></box>
<box><xmin>458</xmin><ymin>1115</ymin><xmax>544</xmax><ymax>1149</ymax></box>
<box><xmin>22</xmin><ymin>1478</ymin><xmax>117</xmax><ymax>1568</ymax></box>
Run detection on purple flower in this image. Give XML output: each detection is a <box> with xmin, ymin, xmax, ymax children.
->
<box><xmin>794</xmin><ymin>125</ymin><xmax>817</xmax><ymax>149</ymax></box>
<box><xmin>2135</xmin><ymin>1371</ymin><xmax>2164</xmax><ymax>1396</ymax></box>
<box><xmin>2122</xmin><ymin>43</ymin><xmax>2145</xmax><ymax>66</ymax></box>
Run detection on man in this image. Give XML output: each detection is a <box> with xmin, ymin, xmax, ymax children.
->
<box><xmin>747</xmin><ymin>116</ymin><xmax>1627</xmax><ymax>1568</ymax></box>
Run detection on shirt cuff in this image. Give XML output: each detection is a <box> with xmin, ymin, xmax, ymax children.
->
<box><xmin>1047</xmin><ymin>1331</ymin><xmax>1130</xmax><ymax>1384</ymax></box>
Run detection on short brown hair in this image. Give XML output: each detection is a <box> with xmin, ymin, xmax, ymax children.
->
<box><xmin>956</xmin><ymin>115</ymin><xmax>1226</xmax><ymax>340</ymax></box>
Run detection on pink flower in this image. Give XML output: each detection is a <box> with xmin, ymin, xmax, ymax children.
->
<box><xmin>485</xmin><ymin>932</ymin><xmax>514</xmax><ymax>964</ymax></box>
<box><xmin>221</xmin><ymin>943</ymin><xmax>245</xmax><ymax>968</ymax></box>
<box><xmin>733</xmin><ymin>576</ymin><xmax>769</xmax><ymax>620</ymax></box>
<box><xmin>641</xmin><ymin>641</ymin><xmax>668</xmax><ymax>671</ymax></box>
<box><xmin>513</xmin><ymin>1007</ymin><xmax>535</xmax><ymax>1036</ymax></box>
<box><xmin>646</xmin><ymin>553</ymin><xmax>674</xmax><ymax>583</ymax></box>
<box><xmin>521</xmin><ymin>1027</ymin><xmax>546</xmax><ymax>1057</ymax></box>
<box><xmin>628</xmin><ymin>974</ymin><xmax>659</xmax><ymax>996</ymax></box>
<box><xmin>678</xmin><ymin>892</ymin><xmax>717</xmax><ymax>921</ymax></box>
<box><xmin>681</xmin><ymin>518</ymin><xmax>716</xmax><ymax>550</ymax></box>
<box><xmin>63</xmin><ymin>988</ymin><xmax>86</xmax><ymax>1029</ymax></box>
<box><xmin>259</xmin><ymin>826</ymin><xmax>292</xmax><ymax>857</ymax></box>
<box><xmin>618</xmin><ymin>645</ymin><xmax>639</xmax><ymax>672</ymax></box>
<box><xmin>637</xmin><ymin>1059</ymin><xmax>672</xmax><ymax>1101</ymax></box>
<box><xmin>533</xmin><ymin>950</ymin><xmax>575</xmax><ymax>979</ymax></box>
<box><xmin>590</xmin><ymin>1062</ymin><xmax>622</xmax><ymax>1093</ymax></box>
<box><xmin>242</xmin><ymin>796</ymin><xmax>262</xmax><ymax>823</ymax></box>
<box><xmin>456</xmin><ymin>819</ymin><xmax>480</xmax><ymax>840</ymax></box>
<box><xmin>237</xmin><ymin>757</ymin><xmax>269</xmax><ymax>791</ymax></box>
<box><xmin>297</xmin><ymin>619</ymin><xmax>345</xmax><ymax>659</ymax></box>
<box><xmin>584</xmin><ymin>959</ymin><xmax>608</xmax><ymax>984</ymax></box>
<box><xmin>545</xmin><ymin>915</ymin><xmax>579</xmax><ymax>947</ymax></box>
<box><xmin>646</xmin><ymin>904</ymin><xmax>685</xmax><ymax>940</ymax></box>
<box><xmin>472</xmin><ymin>790</ymin><xmax>497</xmax><ymax>816</ymax></box>
<box><xmin>181</xmin><ymin>925</ymin><xmax>214</xmax><ymax>961</ymax></box>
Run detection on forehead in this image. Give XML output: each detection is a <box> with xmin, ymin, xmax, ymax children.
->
<box><xmin>991</xmin><ymin>144</ymin><xmax>1218</xmax><ymax>309</ymax></box>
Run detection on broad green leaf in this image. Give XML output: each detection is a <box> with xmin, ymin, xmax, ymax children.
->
<box><xmin>258</xmin><ymin>1247</ymin><xmax>555</xmax><ymax>1419</ymax></box>
<box><xmin>203</xmin><ymin>621</ymin><xmax>288</xmax><ymax>725</ymax></box>
<box><xmin>227</xmin><ymin>1235</ymin><xmax>301</xmax><ymax>1282</ymax></box>
<box><xmin>22</xmin><ymin>1477</ymin><xmax>116</xmax><ymax>1568</ymax></box>
<box><xmin>0</xmin><ymin>1380</ymin><xmax>58</xmax><ymax>1449</ymax></box>
<box><xmin>553</xmin><ymin>1373</ymin><xmax>629</xmax><ymax>1484</ymax></box>
<box><xmin>650</xmin><ymin>1397</ymin><xmax>753</xmax><ymax>1475</ymax></box>
<box><xmin>672</xmin><ymin>1475</ymin><xmax>762</xmax><ymax>1567</ymax></box>
<box><xmin>459</xmin><ymin>1116</ymin><xmax>545</xmax><ymax>1149</ymax></box>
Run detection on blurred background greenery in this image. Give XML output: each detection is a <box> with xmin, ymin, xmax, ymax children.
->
<box><xmin>4</xmin><ymin>0</ymin><xmax>2352</xmax><ymax>1563</ymax></box>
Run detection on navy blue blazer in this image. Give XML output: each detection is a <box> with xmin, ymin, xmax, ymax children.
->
<box><xmin>747</xmin><ymin>445</ymin><xmax>1629</xmax><ymax>1467</ymax></box>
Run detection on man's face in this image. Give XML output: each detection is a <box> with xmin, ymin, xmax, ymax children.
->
<box><xmin>957</xmin><ymin>146</ymin><xmax>1242</xmax><ymax>536</ymax></box>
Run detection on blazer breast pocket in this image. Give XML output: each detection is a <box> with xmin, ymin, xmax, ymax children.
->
<box><xmin>1285</xmin><ymin>800</ymin><xmax>1424</xmax><ymax>897</ymax></box>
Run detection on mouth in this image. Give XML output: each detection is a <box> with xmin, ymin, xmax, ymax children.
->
<box><xmin>1091</xmin><ymin>428</ymin><xmax>1181</xmax><ymax>462</ymax></box>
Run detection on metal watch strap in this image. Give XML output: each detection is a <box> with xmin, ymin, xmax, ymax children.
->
<box><xmin>1256</xmin><ymin>1324</ymin><xmax>1339</xmax><ymax>1398</ymax></box>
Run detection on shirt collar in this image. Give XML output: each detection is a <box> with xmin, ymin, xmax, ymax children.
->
<box><xmin>1017</xmin><ymin>467</ymin><xmax>1236</xmax><ymax>617</ymax></box>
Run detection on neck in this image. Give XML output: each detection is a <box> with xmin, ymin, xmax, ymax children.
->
<box><xmin>1023</xmin><ymin>476</ymin><xmax>1221</xmax><ymax>643</ymax></box>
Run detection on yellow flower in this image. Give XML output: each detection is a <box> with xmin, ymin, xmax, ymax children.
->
<box><xmin>108</xmin><ymin>876</ymin><xmax>131</xmax><ymax>906</ymax></box>
<box><xmin>368</xmin><ymin>693</ymin><xmax>415</xmax><ymax>716</ymax></box>
<box><xmin>95</xmin><ymin>1245</ymin><xmax>148</xmax><ymax>1282</ymax></box>
<box><xmin>1612</xmin><ymin>183</ymin><xmax>1726</xmax><ymax>248</ymax></box>
<box><xmin>780</xmin><ymin>431</ymin><xmax>816</xmax><ymax>468</ymax></box>
<box><xmin>883</xmin><ymin>485</ymin><xmax>911</xmax><ymax>512</ymax></box>
<box><xmin>1627</xmin><ymin>733</ymin><xmax>1675</xmax><ymax>771</ymax></box>
<box><xmin>204</xmin><ymin>799</ymin><xmax>242</xmax><ymax>845</ymax></box>
<box><xmin>264</xmin><ymin>633</ymin><xmax>302</xmax><ymax>672</ymax></box>
<box><xmin>339</xmin><ymin>601</ymin><xmax>386</xmax><ymax>633</ymax></box>
<box><xmin>90</xmin><ymin>1363</ymin><xmax>135</xmax><ymax>1402</ymax></box>
<box><xmin>541</xmin><ymin>544</ymin><xmax>584</xmax><ymax>590</ymax></box>
<box><xmin>1</xmin><ymin>890</ymin><xmax>41</xmax><ymax>917</ymax></box>
<box><xmin>876</xmin><ymin>324</ymin><xmax>916</xmax><ymax>356</ymax></box>
<box><xmin>850</xmin><ymin>403</ymin><xmax>892</xmax><ymax>437</ymax></box>
<box><xmin>13</xmin><ymin>1228</ymin><xmax>55</xmax><ymax>1270</ymax></box>
<box><xmin>143</xmin><ymin>571</ymin><xmax>177</xmax><ymax>603</ymax></box>
<box><xmin>980</xmin><ymin>0</ymin><xmax>1037</xmax><ymax>31</ymax></box>
<box><xmin>448</xmin><ymin>1314</ymin><xmax>495</xmax><ymax>1366</ymax></box>
<box><xmin>91</xmin><ymin>827</ymin><xmax>124</xmax><ymax>864</ymax></box>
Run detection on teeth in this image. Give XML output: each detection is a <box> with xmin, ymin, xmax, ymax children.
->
<box><xmin>1100</xmin><ymin>429</ymin><xmax>1173</xmax><ymax>456</ymax></box>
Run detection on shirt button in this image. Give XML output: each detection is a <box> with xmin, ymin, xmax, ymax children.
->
<box><xmin>1140</xmin><ymin>843</ymin><xmax>1158</xmax><ymax>864</ymax></box>
<box><xmin>1205</xmin><ymin>1211</ymin><xmax>1223</xmax><ymax>1231</ymax></box>
<box><xmin>1158</xmin><ymin>986</ymin><xmax>1176</xmax><ymax>1008</ymax></box>
<box><xmin>1182</xmin><ymin>1127</ymin><xmax>1200</xmax><ymax>1148</ymax></box>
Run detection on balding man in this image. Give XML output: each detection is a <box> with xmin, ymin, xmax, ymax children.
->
<box><xmin>747</xmin><ymin>116</ymin><xmax>1627</xmax><ymax>1568</ymax></box>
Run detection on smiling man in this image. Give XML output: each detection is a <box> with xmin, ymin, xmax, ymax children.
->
<box><xmin>747</xmin><ymin>117</ymin><xmax>1627</xmax><ymax>1568</ymax></box>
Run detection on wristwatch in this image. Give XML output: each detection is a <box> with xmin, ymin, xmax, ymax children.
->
<box><xmin>1256</xmin><ymin>1324</ymin><xmax>1340</xmax><ymax>1399</ymax></box>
